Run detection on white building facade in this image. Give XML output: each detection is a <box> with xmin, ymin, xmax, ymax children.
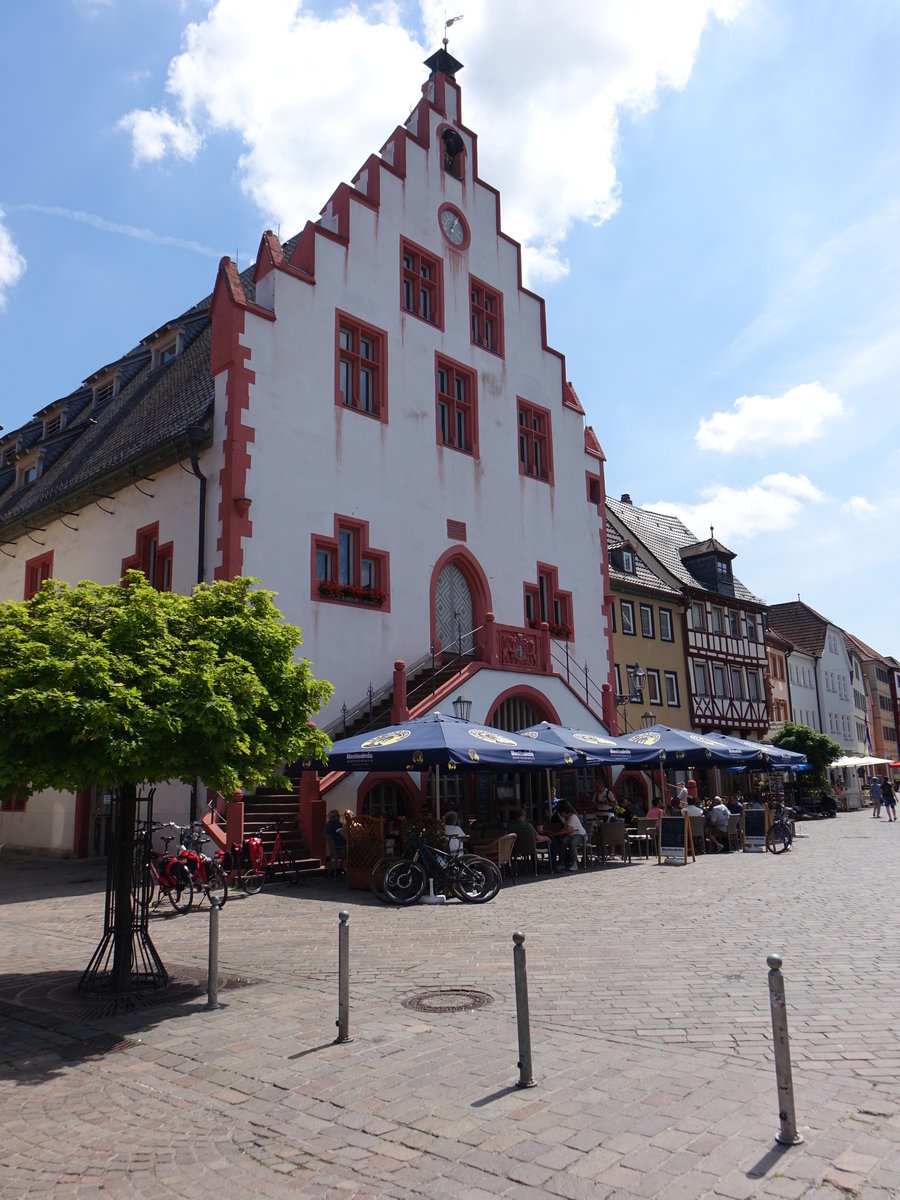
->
<box><xmin>0</xmin><ymin>50</ymin><xmax>615</xmax><ymax>854</ymax></box>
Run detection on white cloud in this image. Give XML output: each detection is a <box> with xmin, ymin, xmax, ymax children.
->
<box><xmin>695</xmin><ymin>381</ymin><xmax>843</xmax><ymax>455</ymax></box>
<box><xmin>649</xmin><ymin>472</ymin><xmax>824</xmax><ymax>543</ymax></box>
<box><xmin>0</xmin><ymin>209</ymin><xmax>26</xmax><ymax>310</ymax></box>
<box><xmin>842</xmin><ymin>495</ymin><xmax>876</xmax><ymax>517</ymax></box>
<box><xmin>119</xmin><ymin>106</ymin><xmax>202</xmax><ymax>163</ymax></box>
<box><xmin>118</xmin><ymin>0</ymin><xmax>746</xmax><ymax>285</ymax></box>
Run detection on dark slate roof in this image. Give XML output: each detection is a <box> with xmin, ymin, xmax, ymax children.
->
<box><xmin>766</xmin><ymin>600</ymin><xmax>830</xmax><ymax>657</ymax></box>
<box><xmin>0</xmin><ymin>252</ymin><xmax>267</xmax><ymax>540</ymax></box>
<box><xmin>606</xmin><ymin>524</ymin><xmax>682</xmax><ymax>598</ymax></box>
<box><xmin>0</xmin><ymin>313</ymin><xmax>213</xmax><ymax>537</ymax></box>
<box><xmin>606</xmin><ymin>497</ymin><xmax>764</xmax><ymax>605</ymax></box>
<box><xmin>679</xmin><ymin>536</ymin><xmax>735</xmax><ymax>562</ymax></box>
<box><xmin>764</xmin><ymin>626</ymin><xmax>793</xmax><ymax>653</ymax></box>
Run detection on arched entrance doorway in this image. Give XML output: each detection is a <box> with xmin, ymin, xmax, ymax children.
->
<box><xmin>434</xmin><ymin>561</ymin><xmax>474</xmax><ymax>654</ymax></box>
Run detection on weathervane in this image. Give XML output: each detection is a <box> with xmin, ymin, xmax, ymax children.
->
<box><xmin>443</xmin><ymin>13</ymin><xmax>463</xmax><ymax>49</ymax></box>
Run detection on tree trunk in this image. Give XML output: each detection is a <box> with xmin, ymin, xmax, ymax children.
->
<box><xmin>111</xmin><ymin>783</ymin><xmax>136</xmax><ymax>991</ymax></box>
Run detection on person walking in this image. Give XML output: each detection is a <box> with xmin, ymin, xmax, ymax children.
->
<box><xmin>884</xmin><ymin>778</ymin><xmax>897</xmax><ymax>823</ymax></box>
<box><xmin>870</xmin><ymin>775</ymin><xmax>882</xmax><ymax>818</ymax></box>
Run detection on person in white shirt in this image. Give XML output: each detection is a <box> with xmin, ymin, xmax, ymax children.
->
<box><xmin>706</xmin><ymin>796</ymin><xmax>732</xmax><ymax>851</ymax></box>
<box><xmin>556</xmin><ymin>802</ymin><xmax>587</xmax><ymax>871</ymax></box>
<box><xmin>443</xmin><ymin>811</ymin><xmax>468</xmax><ymax>856</ymax></box>
<box><xmin>684</xmin><ymin>800</ymin><xmax>704</xmax><ymax>817</ymax></box>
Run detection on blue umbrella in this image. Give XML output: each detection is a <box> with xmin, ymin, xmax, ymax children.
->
<box><xmin>614</xmin><ymin>724</ymin><xmax>768</xmax><ymax>766</ymax></box>
<box><xmin>327</xmin><ymin>711</ymin><xmax>575</xmax><ymax>772</ymax></box>
<box><xmin>517</xmin><ymin>721</ymin><xmax>662</xmax><ymax>765</ymax></box>
<box><xmin>326</xmin><ymin>712</ymin><xmax>578</xmax><ymax>818</ymax></box>
<box><xmin>707</xmin><ymin>731</ymin><xmax>807</xmax><ymax>769</ymax></box>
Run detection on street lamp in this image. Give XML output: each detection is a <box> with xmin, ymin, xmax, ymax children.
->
<box><xmin>641</xmin><ymin>710</ymin><xmax>655</xmax><ymax>729</ymax></box>
<box><xmin>452</xmin><ymin>694</ymin><xmax>472</xmax><ymax>720</ymax></box>
<box><xmin>614</xmin><ymin>663</ymin><xmax>645</xmax><ymax>733</ymax></box>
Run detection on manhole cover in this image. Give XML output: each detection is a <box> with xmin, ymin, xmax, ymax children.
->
<box><xmin>402</xmin><ymin>988</ymin><xmax>493</xmax><ymax>1013</ymax></box>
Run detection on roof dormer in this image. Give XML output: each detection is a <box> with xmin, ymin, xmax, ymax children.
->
<box><xmin>679</xmin><ymin>529</ymin><xmax>736</xmax><ymax>596</ymax></box>
<box><xmin>610</xmin><ymin>542</ymin><xmax>638</xmax><ymax>575</ymax></box>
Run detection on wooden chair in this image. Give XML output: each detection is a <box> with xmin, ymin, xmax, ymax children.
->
<box><xmin>479</xmin><ymin>832</ymin><xmax>518</xmax><ymax>880</ymax></box>
<box><xmin>594</xmin><ymin>819</ymin><xmax>630</xmax><ymax>864</ymax></box>
<box><xmin>324</xmin><ymin>834</ymin><xmax>346</xmax><ymax>879</ymax></box>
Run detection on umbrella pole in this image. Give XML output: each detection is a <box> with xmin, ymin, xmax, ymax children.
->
<box><xmin>435</xmin><ymin>764</ymin><xmax>441</xmax><ymax>821</ymax></box>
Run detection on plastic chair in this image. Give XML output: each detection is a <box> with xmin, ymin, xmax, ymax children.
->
<box><xmin>324</xmin><ymin>834</ymin><xmax>346</xmax><ymax>879</ymax></box>
<box><xmin>509</xmin><ymin>826</ymin><xmax>538</xmax><ymax>876</ymax></box>
<box><xmin>688</xmin><ymin>815</ymin><xmax>708</xmax><ymax>855</ymax></box>
<box><xmin>594</xmin><ymin>820</ymin><xmax>630</xmax><ymax>864</ymax></box>
<box><xmin>725</xmin><ymin>813</ymin><xmax>743</xmax><ymax>853</ymax></box>
<box><xmin>478</xmin><ymin>832</ymin><xmax>518</xmax><ymax>880</ymax></box>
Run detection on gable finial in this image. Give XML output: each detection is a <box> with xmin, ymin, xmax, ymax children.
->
<box><xmin>710</xmin><ymin>524</ymin><xmax>714</xmax><ymax>541</ymax></box>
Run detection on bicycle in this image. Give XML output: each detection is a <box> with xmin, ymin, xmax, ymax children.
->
<box><xmin>765</xmin><ymin>804</ymin><xmax>795</xmax><ymax>854</ymax></box>
<box><xmin>253</xmin><ymin>820</ymin><xmax>300</xmax><ymax>887</ymax></box>
<box><xmin>140</xmin><ymin>823</ymin><xmax>194</xmax><ymax>913</ymax></box>
<box><xmin>178</xmin><ymin>824</ymin><xmax>229</xmax><ymax>908</ymax></box>
<box><xmin>215</xmin><ymin>835</ymin><xmax>266</xmax><ymax>895</ymax></box>
<box><xmin>372</xmin><ymin>834</ymin><xmax>501</xmax><ymax>905</ymax></box>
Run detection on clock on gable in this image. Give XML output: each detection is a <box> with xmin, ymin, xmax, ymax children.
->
<box><xmin>439</xmin><ymin>205</ymin><xmax>469</xmax><ymax>248</ymax></box>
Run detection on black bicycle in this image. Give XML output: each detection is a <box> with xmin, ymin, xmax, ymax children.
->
<box><xmin>766</xmin><ymin>804</ymin><xmax>795</xmax><ymax>854</ymax></box>
<box><xmin>372</xmin><ymin>834</ymin><xmax>501</xmax><ymax>905</ymax></box>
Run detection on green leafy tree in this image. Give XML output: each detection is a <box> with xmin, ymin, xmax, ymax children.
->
<box><xmin>772</xmin><ymin>721</ymin><xmax>843</xmax><ymax>784</ymax></box>
<box><xmin>0</xmin><ymin>573</ymin><xmax>332</xmax><ymax>988</ymax></box>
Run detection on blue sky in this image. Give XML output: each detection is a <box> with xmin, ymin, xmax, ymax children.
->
<box><xmin>2</xmin><ymin>0</ymin><xmax>898</xmax><ymax>656</ymax></box>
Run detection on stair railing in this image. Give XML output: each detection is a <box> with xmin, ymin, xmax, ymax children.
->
<box><xmin>548</xmin><ymin>639</ymin><xmax>608</xmax><ymax>715</ymax></box>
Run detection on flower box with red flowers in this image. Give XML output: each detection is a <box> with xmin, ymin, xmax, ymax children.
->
<box><xmin>318</xmin><ymin>581</ymin><xmax>386</xmax><ymax>606</ymax></box>
<box><xmin>528</xmin><ymin>618</ymin><xmax>573</xmax><ymax>639</ymax></box>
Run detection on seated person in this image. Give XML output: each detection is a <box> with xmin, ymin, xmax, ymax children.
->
<box><xmin>706</xmin><ymin>796</ymin><xmax>732</xmax><ymax>850</ymax></box>
<box><xmin>727</xmin><ymin>794</ymin><xmax>744</xmax><ymax>815</ymax></box>
<box><xmin>554</xmin><ymin>802</ymin><xmax>587</xmax><ymax>871</ymax></box>
<box><xmin>646</xmin><ymin>801</ymin><xmax>665</xmax><ymax>821</ymax></box>
<box><xmin>324</xmin><ymin>809</ymin><xmax>346</xmax><ymax>851</ymax></box>
<box><xmin>444</xmin><ymin>810</ymin><xmax>469</xmax><ymax>856</ymax></box>
<box><xmin>684</xmin><ymin>798</ymin><xmax>704</xmax><ymax>816</ymax></box>
<box><xmin>507</xmin><ymin>809</ymin><xmax>548</xmax><ymax>843</ymax></box>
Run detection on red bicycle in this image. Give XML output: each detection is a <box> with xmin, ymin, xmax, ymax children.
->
<box><xmin>178</xmin><ymin>824</ymin><xmax>229</xmax><ymax>907</ymax></box>
<box><xmin>143</xmin><ymin>823</ymin><xmax>194</xmax><ymax>913</ymax></box>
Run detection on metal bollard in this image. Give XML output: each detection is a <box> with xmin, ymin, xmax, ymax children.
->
<box><xmin>334</xmin><ymin>910</ymin><xmax>352</xmax><ymax>1044</ymax></box>
<box><xmin>767</xmin><ymin>953</ymin><xmax>802</xmax><ymax>1145</ymax></box>
<box><xmin>207</xmin><ymin>895</ymin><xmax>221</xmax><ymax>1010</ymax></box>
<box><xmin>513</xmin><ymin>932</ymin><xmax>536</xmax><ymax>1087</ymax></box>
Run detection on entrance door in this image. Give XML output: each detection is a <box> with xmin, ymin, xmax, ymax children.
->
<box><xmin>435</xmin><ymin>561</ymin><xmax>474</xmax><ymax>653</ymax></box>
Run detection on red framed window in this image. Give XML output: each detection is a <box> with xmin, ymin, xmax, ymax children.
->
<box><xmin>523</xmin><ymin>564</ymin><xmax>573</xmax><ymax>639</ymax></box>
<box><xmin>469</xmin><ymin>277</ymin><xmax>503</xmax><ymax>356</ymax></box>
<box><xmin>312</xmin><ymin>515</ymin><xmax>390</xmax><ymax>611</ymax></box>
<box><xmin>517</xmin><ymin>398</ymin><xmax>553</xmax><ymax>483</ymax></box>
<box><xmin>401</xmin><ymin>239</ymin><xmax>443</xmax><ymax>327</ymax></box>
<box><xmin>335</xmin><ymin>312</ymin><xmax>387</xmax><ymax>421</ymax></box>
<box><xmin>24</xmin><ymin>550</ymin><xmax>53</xmax><ymax>600</ymax></box>
<box><xmin>436</xmin><ymin>355</ymin><xmax>478</xmax><ymax>456</ymax></box>
<box><xmin>122</xmin><ymin>522</ymin><xmax>173</xmax><ymax>591</ymax></box>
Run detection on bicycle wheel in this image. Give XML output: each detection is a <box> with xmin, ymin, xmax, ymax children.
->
<box><xmin>273</xmin><ymin>848</ymin><xmax>300</xmax><ymax>885</ymax></box>
<box><xmin>382</xmin><ymin>859</ymin><xmax>426</xmax><ymax>905</ymax></box>
<box><xmin>765</xmin><ymin>824</ymin><xmax>792</xmax><ymax>854</ymax></box>
<box><xmin>452</xmin><ymin>855</ymin><xmax>502</xmax><ymax>903</ymax></box>
<box><xmin>241</xmin><ymin>868</ymin><xmax>265</xmax><ymax>895</ymax></box>
<box><xmin>167</xmin><ymin>863</ymin><xmax>194</xmax><ymax>913</ymax></box>
<box><xmin>370</xmin><ymin>857</ymin><xmax>394</xmax><ymax>901</ymax></box>
<box><xmin>204</xmin><ymin>863</ymin><xmax>229</xmax><ymax>908</ymax></box>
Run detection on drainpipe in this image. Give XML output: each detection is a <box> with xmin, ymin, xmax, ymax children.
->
<box><xmin>185</xmin><ymin>423</ymin><xmax>207</xmax><ymax>585</ymax></box>
<box><xmin>186</xmin><ymin>423</ymin><xmax>208</xmax><ymax>825</ymax></box>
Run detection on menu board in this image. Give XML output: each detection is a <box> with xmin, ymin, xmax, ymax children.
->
<box><xmin>659</xmin><ymin>815</ymin><xmax>694</xmax><ymax>864</ymax></box>
<box><xmin>744</xmin><ymin>808</ymin><xmax>767</xmax><ymax>851</ymax></box>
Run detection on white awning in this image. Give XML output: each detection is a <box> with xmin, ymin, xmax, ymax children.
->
<box><xmin>831</xmin><ymin>755</ymin><xmax>892</xmax><ymax>768</ymax></box>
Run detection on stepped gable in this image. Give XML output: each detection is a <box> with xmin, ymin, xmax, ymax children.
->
<box><xmin>606</xmin><ymin>495</ymin><xmax>763</xmax><ymax>605</ymax></box>
<box><xmin>766</xmin><ymin>600</ymin><xmax>829</xmax><ymax>657</ymax></box>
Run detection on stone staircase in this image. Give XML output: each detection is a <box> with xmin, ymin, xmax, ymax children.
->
<box><xmin>242</xmin><ymin>789</ymin><xmax>322</xmax><ymax>878</ymax></box>
<box><xmin>328</xmin><ymin>652</ymin><xmax>476</xmax><ymax>741</ymax></box>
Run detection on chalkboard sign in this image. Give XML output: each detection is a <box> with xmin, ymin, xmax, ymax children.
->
<box><xmin>658</xmin><ymin>814</ymin><xmax>694</xmax><ymax>864</ymax></box>
<box><xmin>743</xmin><ymin>807</ymin><xmax>767</xmax><ymax>851</ymax></box>
<box><xmin>476</xmin><ymin>773</ymin><xmax>492</xmax><ymax>824</ymax></box>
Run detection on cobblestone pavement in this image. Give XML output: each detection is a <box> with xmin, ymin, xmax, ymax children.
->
<box><xmin>2</xmin><ymin>811</ymin><xmax>900</xmax><ymax>1199</ymax></box>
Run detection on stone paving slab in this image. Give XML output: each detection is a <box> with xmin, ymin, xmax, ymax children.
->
<box><xmin>2</xmin><ymin>813</ymin><xmax>900</xmax><ymax>1197</ymax></box>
